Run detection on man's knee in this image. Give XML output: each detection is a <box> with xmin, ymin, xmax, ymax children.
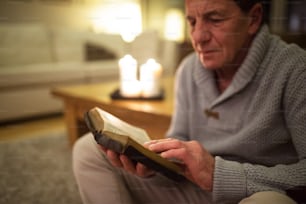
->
<box><xmin>239</xmin><ymin>191</ymin><xmax>296</xmax><ymax>204</ymax></box>
<box><xmin>72</xmin><ymin>133</ymin><xmax>114</xmax><ymax>175</ymax></box>
<box><xmin>72</xmin><ymin>133</ymin><xmax>98</xmax><ymax>173</ymax></box>
<box><xmin>73</xmin><ymin>133</ymin><xmax>91</xmax><ymax>159</ymax></box>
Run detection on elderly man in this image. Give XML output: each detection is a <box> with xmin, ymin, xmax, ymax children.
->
<box><xmin>72</xmin><ymin>0</ymin><xmax>306</xmax><ymax>203</ymax></box>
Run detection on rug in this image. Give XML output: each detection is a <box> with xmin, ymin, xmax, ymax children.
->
<box><xmin>0</xmin><ymin>132</ymin><xmax>83</xmax><ymax>204</ymax></box>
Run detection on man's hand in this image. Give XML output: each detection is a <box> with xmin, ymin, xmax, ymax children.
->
<box><xmin>147</xmin><ymin>138</ymin><xmax>215</xmax><ymax>191</ymax></box>
<box><xmin>99</xmin><ymin>146</ymin><xmax>156</xmax><ymax>178</ymax></box>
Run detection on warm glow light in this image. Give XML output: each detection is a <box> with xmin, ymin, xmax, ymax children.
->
<box><xmin>164</xmin><ymin>9</ymin><xmax>185</xmax><ymax>42</ymax></box>
<box><xmin>90</xmin><ymin>1</ymin><xmax>142</xmax><ymax>42</ymax></box>
<box><xmin>140</xmin><ymin>58</ymin><xmax>163</xmax><ymax>97</ymax></box>
<box><xmin>118</xmin><ymin>55</ymin><xmax>141</xmax><ymax>97</ymax></box>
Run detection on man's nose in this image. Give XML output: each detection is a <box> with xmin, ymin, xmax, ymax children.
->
<box><xmin>191</xmin><ymin>22</ymin><xmax>211</xmax><ymax>45</ymax></box>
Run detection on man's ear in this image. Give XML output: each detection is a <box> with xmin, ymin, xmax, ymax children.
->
<box><xmin>247</xmin><ymin>3</ymin><xmax>263</xmax><ymax>35</ymax></box>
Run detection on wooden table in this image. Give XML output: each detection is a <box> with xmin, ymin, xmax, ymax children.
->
<box><xmin>51</xmin><ymin>77</ymin><xmax>175</xmax><ymax>146</ymax></box>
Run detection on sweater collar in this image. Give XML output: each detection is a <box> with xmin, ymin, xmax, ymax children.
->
<box><xmin>193</xmin><ymin>25</ymin><xmax>271</xmax><ymax>108</ymax></box>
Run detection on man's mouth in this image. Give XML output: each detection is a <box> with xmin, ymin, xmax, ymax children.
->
<box><xmin>198</xmin><ymin>49</ymin><xmax>219</xmax><ymax>55</ymax></box>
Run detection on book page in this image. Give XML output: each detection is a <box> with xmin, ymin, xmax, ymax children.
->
<box><xmin>96</xmin><ymin>108</ymin><xmax>151</xmax><ymax>145</ymax></box>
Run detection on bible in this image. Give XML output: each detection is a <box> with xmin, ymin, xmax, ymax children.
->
<box><xmin>84</xmin><ymin>107</ymin><xmax>184</xmax><ymax>181</ymax></box>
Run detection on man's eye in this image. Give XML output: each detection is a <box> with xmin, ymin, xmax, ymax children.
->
<box><xmin>188</xmin><ymin>19</ymin><xmax>196</xmax><ymax>27</ymax></box>
<box><xmin>208</xmin><ymin>18</ymin><xmax>224</xmax><ymax>23</ymax></box>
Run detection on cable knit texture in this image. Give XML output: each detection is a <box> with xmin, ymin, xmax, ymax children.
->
<box><xmin>166</xmin><ymin>25</ymin><xmax>306</xmax><ymax>203</ymax></box>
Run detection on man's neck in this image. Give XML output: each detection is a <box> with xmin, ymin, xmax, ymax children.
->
<box><xmin>214</xmin><ymin>68</ymin><xmax>237</xmax><ymax>93</ymax></box>
<box><xmin>215</xmin><ymin>39</ymin><xmax>253</xmax><ymax>93</ymax></box>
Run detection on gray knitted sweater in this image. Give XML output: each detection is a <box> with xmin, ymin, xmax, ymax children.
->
<box><xmin>166</xmin><ymin>25</ymin><xmax>306</xmax><ymax>203</ymax></box>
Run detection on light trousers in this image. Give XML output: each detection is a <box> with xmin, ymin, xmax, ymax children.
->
<box><xmin>72</xmin><ymin>133</ymin><xmax>296</xmax><ymax>204</ymax></box>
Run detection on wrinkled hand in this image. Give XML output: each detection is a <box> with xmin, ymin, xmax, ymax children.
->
<box><xmin>99</xmin><ymin>146</ymin><xmax>155</xmax><ymax>178</ymax></box>
<box><xmin>147</xmin><ymin>138</ymin><xmax>215</xmax><ymax>191</ymax></box>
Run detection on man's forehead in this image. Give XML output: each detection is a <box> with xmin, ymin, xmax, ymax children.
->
<box><xmin>185</xmin><ymin>0</ymin><xmax>237</xmax><ymax>14</ymax></box>
<box><xmin>185</xmin><ymin>0</ymin><xmax>235</xmax><ymax>8</ymax></box>
<box><xmin>185</xmin><ymin>0</ymin><xmax>234</xmax><ymax>3</ymax></box>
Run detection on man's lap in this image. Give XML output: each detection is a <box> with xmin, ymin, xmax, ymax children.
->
<box><xmin>72</xmin><ymin>133</ymin><xmax>295</xmax><ymax>204</ymax></box>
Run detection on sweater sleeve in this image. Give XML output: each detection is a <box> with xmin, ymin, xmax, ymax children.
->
<box><xmin>213</xmin><ymin>68</ymin><xmax>306</xmax><ymax>203</ymax></box>
<box><xmin>285</xmin><ymin>69</ymin><xmax>306</xmax><ymax>159</ymax></box>
<box><xmin>213</xmin><ymin>157</ymin><xmax>306</xmax><ymax>203</ymax></box>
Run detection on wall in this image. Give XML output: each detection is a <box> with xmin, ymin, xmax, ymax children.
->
<box><xmin>0</xmin><ymin>1</ymin><xmax>142</xmax><ymax>31</ymax></box>
<box><xmin>0</xmin><ymin>0</ymin><xmax>184</xmax><ymax>34</ymax></box>
<box><xmin>0</xmin><ymin>1</ymin><xmax>93</xmax><ymax>30</ymax></box>
<box><xmin>142</xmin><ymin>0</ymin><xmax>185</xmax><ymax>39</ymax></box>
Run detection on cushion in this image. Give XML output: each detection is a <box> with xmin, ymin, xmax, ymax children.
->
<box><xmin>85</xmin><ymin>43</ymin><xmax>117</xmax><ymax>61</ymax></box>
<box><xmin>0</xmin><ymin>62</ymin><xmax>84</xmax><ymax>88</ymax></box>
<box><xmin>130</xmin><ymin>30</ymin><xmax>161</xmax><ymax>65</ymax></box>
<box><xmin>0</xmin><ymin>23</ymin><xmax>53</xmax><ymax>66</ymax></box>
<box><xmin>85</xmin><ymin>32</ymin><xmax>126</xmax><ymax>58</ymax></box>
<box><xmin>50</xmin><ymin>28</ymin><xmax>86</xmax><ymax>63</ymax></box>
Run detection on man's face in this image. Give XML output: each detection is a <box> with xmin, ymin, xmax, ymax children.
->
<box><xmin>185</xmin><ymin>0</ymin><xmax>258</xmax><ymax>70</ymax></box>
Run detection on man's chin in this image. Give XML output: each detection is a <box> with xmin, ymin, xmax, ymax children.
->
<box><xmin>199</xmin><ymin>56</ymin><xmax>221</xmax><ymax>70</ymax></box>
<box><xmin>200</xmin><ymin>60</ymin><xmax>220</xmax><ymax>70</ymax></box>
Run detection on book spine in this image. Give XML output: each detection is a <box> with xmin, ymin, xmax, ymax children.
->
<box><xmin>124</xmin><ymin>146</ymin><xmax>185</xmax><ymax>182</ymax></box>
<box><xmin>94</xmin><ymin>131</ymin><xmax>125</xmax><ymax>154</ymax></box>
<box><xmin>84</xmin><ymin>111</ymin><xmax>125</xmax><ymax>153</ymax></box>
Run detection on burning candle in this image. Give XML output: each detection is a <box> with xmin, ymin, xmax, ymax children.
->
<box><xmin>118</xmin><ymin>55</ymin><xmax>141</xmax><ymax>97</ymax></box>
<box><xmin>140</xmin><ymin>58</ymin><xmax>162</xmax><ymax>97</ymax></box>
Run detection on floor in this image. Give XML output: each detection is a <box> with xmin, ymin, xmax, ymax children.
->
<box><xmin>0</xmin><ymin>115</ymin><xmax>66</xmax><ymax>142</ymax></box>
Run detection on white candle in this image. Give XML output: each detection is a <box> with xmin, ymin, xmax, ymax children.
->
<box><xmin>120</xmin><ymin>80</ymin><xmax>142</xmax><ymax>98</ymax></box>
<box><xmin>140</xmin><ymin>58</ymin><xmax>162</xmax><ymax>97</ymax></box>
<box><xmin>118</xmin><ymin>55</ymin><xmax>141</xmax><ymax>97</ymax></box>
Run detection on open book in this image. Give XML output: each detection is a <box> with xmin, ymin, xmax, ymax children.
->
<box><xmin>84</xmin><ymin>107</ymin><xmax>184</xmax><ymax>181</ymax></box>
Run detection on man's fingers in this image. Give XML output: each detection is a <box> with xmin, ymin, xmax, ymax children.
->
<box><xmin>106</xmin><ymin>150</ymin><xmax>122</xmax><ymax>168</ymax></box>
<box><xmin>136</xmin><ymin>163</ymin><xmax>156</xmax><ymax>178</ymax></box>
<box><xmin>99</xmin><ymin>145</ymin><xmax>107</xmax><ymax>153</ymax></box>
<box><xmin>148</xmin><ymin>139</ymin><xmax>183</xmax><ymax>153</ymax></box>
<box><xmin>144</xmin><ymin>138</ymin><xmax>173</xmax><ymax>146</ymax></box>
<box><xmin>120</xmin><ymin>155</ymin><xmax>136</xmax><ymax>174</ymax></box>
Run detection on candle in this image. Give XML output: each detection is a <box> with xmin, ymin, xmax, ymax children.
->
<box><xmin>118</xmin><ymin>55</ymin><xmax>141</xmax><ymax>97</ymax></box>
<box><xmin>140</xmin><ymin>58</ymin><xmax>162</xmax><ymax>97</ymax></box>
<box><xmin>120</xmin><ymin>80</ymin><xmax>142</xmax><ymax>98</ymax></box>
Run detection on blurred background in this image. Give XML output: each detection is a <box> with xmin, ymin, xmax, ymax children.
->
<box><xmin>0</xmin><ymin>0</ymin><xmax>305</xmax><ymax>123</ymax></box>
<box><xmin>0</xmin><ymin>2</ymin><xmax>305</xmax><ymax>203</ymax></box>
<box><xmin>1</xmin><ymin>0</ymin><xmax>305</xmax><ymax>43</ymax></box>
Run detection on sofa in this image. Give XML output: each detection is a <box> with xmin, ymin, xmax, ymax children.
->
<box><xmin>0</xmin><ymin>23</ymin><xmax>178</xmax><ymax>123</ymax></box>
